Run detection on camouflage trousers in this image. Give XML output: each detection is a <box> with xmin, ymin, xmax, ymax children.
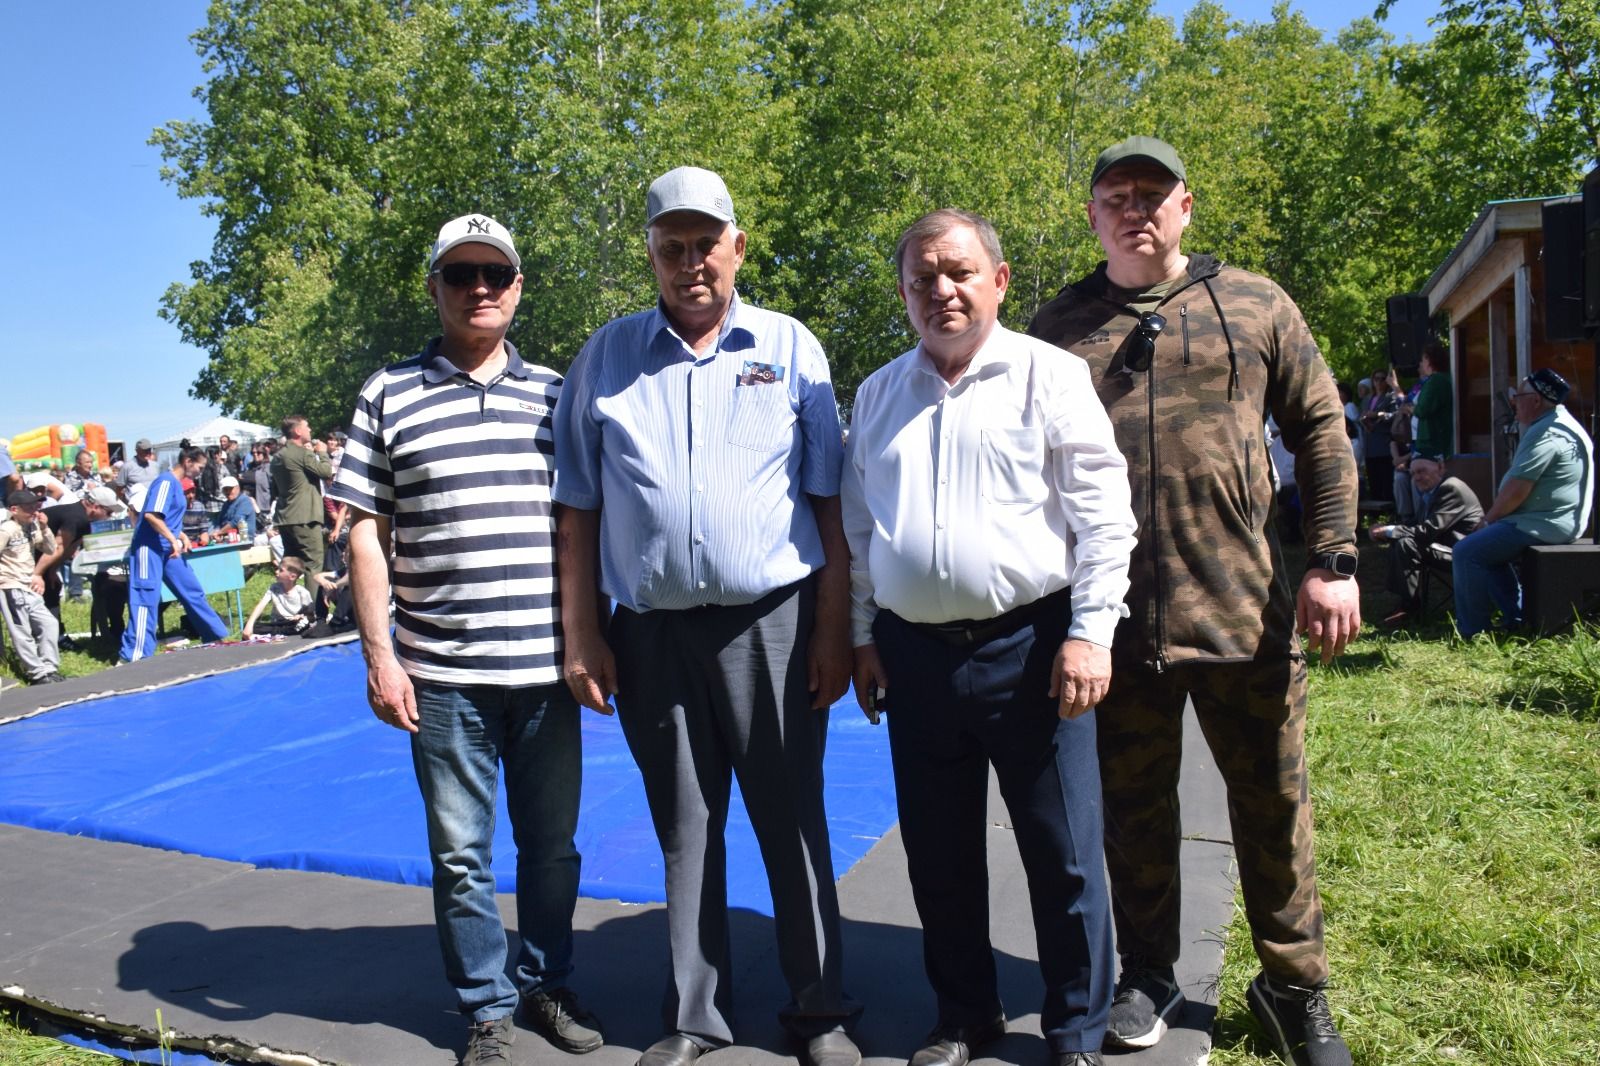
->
<box><xmin>1097</xmin><ymin>657</ymin><xmax>1328</xmax><ymax>986</ymax></box>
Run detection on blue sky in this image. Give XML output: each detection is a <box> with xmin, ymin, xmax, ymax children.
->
<box><xmin>0</xmin><ymin>1</ymin><xmax>1438</xmax><ymax>449</ymax></box>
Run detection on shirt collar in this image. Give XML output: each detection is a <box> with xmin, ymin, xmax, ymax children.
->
<box><xmin>912</xmin><ymin>323</ymin><xmax>1015</xmax><ymax>385</ymax></box>
<box><xmin>420</xmin><ymin>337</ymin><xmax>528</xmax><ymax>384</ymax></box>
<box><xmin>650</xmin><ymin>291</ymin><xmax>757</xmax><ymax>356</ymax></box>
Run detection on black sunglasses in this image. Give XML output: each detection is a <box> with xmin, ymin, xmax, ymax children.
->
<box><xmin>1123</xmin><ymin>312</ymin><xmax>1167</xmax><ymax>372</ymax></box>
<box><xmin>431</xmin><ymin>262</ymin><xmax>518</xmax><ymax>290</ymax></box>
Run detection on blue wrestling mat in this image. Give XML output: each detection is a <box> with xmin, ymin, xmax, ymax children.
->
<box><xmin>0</xmin><ymin>643</ymin><xmax>898</xmax><ymax>915</ymax></box>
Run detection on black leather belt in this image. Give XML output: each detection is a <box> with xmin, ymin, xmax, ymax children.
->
<box><xmin>904</xmin><ymin>586</ymin><xmax>1072</xmax><ymax>648</ymax></box>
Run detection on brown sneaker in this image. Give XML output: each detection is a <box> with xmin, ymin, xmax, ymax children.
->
<box><xmin>462</xmin><ymin>1014</ymin><xmax>514</xmax><ymax>1066</ymax></box>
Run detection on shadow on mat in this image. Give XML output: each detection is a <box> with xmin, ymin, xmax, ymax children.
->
<box><xmin>117</xmin><ymin>919</ymin><xmax>460</xmax><ymax>1051</ymax></box>
<box><xmin>116</xmin><ymin>907</ymin><xmax>1072</xmax><ymax>1061</ymax></box>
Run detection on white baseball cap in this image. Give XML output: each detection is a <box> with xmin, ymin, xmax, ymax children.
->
<box><xmin>430</xmin><ymin>214</ymin><xmax>520</xmax><ymax>270</ymax></box>
<box><xmin>219</xmin><ymin>475</ymin><xmax>240</xmax><ymax>490</ymax></box>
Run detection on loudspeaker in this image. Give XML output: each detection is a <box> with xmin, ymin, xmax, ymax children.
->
<box><xmin>1583</xmin><ymin>164</ymin><xmax>1600</xmax><ymax>327</ymax></box>
<box><xmin>1521</xmin><ymin>543</ymin><xmax>1600</xmax><ymax>632</ymax></box>
<box><xmin>1545</xmin><ymin>200</ymin><xmax>1588</xmax><ymax>341</ymax></box>
<box><xmin>1386</xmin><ymin>293</ymin><xmax>1430</xmax><ymax>374</ymax></box>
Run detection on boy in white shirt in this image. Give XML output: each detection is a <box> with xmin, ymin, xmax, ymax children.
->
<box><xmin>242</xmin><ymin>557</ymin><xmax>314</xmax><ymax>637</ymax></box>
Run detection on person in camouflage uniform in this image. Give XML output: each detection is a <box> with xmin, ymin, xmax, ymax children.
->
<box><xmin>1027</xmin><ymin>136</ymin><xmax>1359</xmax><ymax>1066</ymax></box>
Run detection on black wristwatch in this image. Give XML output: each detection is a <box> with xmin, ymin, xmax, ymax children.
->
<box><xmin>1307</xmin><ymin>551</ymin><xmax>1358</xmax><ymax>578</ymax></box>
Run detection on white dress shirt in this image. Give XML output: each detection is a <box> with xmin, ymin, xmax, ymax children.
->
<box><xmin>842</xmin><ymin>325</ymin><xmax>1136</xmax><ymax>648</ymax></box>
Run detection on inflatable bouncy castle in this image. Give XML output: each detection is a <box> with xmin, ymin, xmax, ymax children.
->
<box><xmin>4</xmin><ymin>423</ymin><xmax>110</xmax><ymax>472</ymax></box>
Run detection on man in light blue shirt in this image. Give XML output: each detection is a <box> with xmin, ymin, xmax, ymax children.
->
<box><xmin>1454</xmin><ymin>367</ymin><xmax>1594</xmax><ymax>636</ymax></box>
<box><xmin>554</xmin><ymin>167</ymin><xmax>859</xmax><ymax>1066</ymax></box>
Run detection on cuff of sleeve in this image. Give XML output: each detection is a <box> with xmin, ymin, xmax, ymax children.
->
<box><xmin>1067</xmin><ymin>604</ymin><xmax>1123</xmax><ymax>648</ymax></box>
<box><xmin>849</xmin><ymin>570</ymin><xmax>877</xmax><ymax>648</ymax></box>
<box><xmin>551</xmin><ymin>487</ymin><xmax>600</xmax><ymax>511</ymax></box>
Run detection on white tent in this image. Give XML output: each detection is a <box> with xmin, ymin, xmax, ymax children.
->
<box><xmin>153</xmin><ymin>416</ymin><xmax>275</xmax><ymax>466</ymax></box>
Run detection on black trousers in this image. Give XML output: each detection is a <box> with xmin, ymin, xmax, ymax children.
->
<box><xmin>873</xmin><ymin>600</ymin><xmax>1112</xmax><ymax>1053</ymax></box>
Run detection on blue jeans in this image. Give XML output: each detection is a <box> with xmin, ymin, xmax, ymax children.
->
<box><xmin>411</xmin><ymin>680</ymin><xmax>583</xmax><ymax>1022</ymax></box>
<box><xmin>1452</xmin><ymin>521</ymin><xmax>1540</xmax><ymax>637</ymax></box>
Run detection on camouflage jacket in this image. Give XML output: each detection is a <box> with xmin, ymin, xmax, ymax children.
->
<box><xmin>1027</xmin><ymin>254</ymin><xmax>1357</xmax><ymax>669</ymax></box>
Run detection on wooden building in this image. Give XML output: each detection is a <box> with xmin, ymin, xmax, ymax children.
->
<box><xmin>1421</xmin><ymin>194</ymin><xmax>1594</xmax><ymax>499</ymax></box>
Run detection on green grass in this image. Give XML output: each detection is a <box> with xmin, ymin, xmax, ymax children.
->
<box><xmin>0</xmin><ymin>1006</ymin><xmax>111</xmax><ymax>1063</ymax></box>
<box><xmin>1</xmin><ymin>565</ymin><xmax>280</xmax><ymax>687</ymax></box>
<box><xmin>1210</xmin><ymin>546</ymin><xmax>1600</xmax><ymax>1064</ymax></box>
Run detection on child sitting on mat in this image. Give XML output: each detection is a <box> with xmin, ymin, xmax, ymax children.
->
<box><xmin>242</xmin><ymin>557</ymin><xmax>314</xmax><ymax>637</ymax></box>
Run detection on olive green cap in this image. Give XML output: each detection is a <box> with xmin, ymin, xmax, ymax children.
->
<box><xmin>1090</xmin><ymin>136</ymin><xmax>1188</xmax><ymax>190</ymax></box>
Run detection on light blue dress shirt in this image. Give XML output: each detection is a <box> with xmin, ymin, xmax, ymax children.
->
<box><xmin>554</xmin><ymin>294</ymin><xmax>844</xmax><ymax>612</ymax></box>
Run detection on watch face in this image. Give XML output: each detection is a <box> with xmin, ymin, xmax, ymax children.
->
<box><xmin>1327</xmin><ymin>553</ymin><xmax>1358</xmax><ymax>576</ymax></box>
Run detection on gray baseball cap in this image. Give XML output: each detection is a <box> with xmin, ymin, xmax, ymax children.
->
<box><xmin>646</xmin><ymin>167</ymin><xmax>736</xmax><ymax>227</ymax></box>
<box><xmin>135</xmin><ymin>438</ymin><xmax>154</xmax><ymax>452</ymax></box>
<box><xmin>1090</xmin><ymin>136</ymin><xmax>1188</xmax><ymax>190</ymax></box>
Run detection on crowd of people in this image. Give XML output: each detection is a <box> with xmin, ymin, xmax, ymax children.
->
<box><xmin>3</xmin><ymin>136</ymin><xmax>1593</xmax><ymax>1066</ymax></box>
<box><xmin>0</xmin><ymin>417</ymin><xmax>359</xmax><ymax>680</ymax></box>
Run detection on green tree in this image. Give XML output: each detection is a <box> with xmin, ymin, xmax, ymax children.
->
<box><xmin>155</xmin><ymin>0</ymin><xmax>774</xmax><ymax>429</ymax></box>
<box><xmin>765</xmin><ymin>0</ymin><xmax>1172</xmax><ymax>402</ymax></box>
<box><xmin>155</xmin><ymin>0</ymin><xmax>1600</xmax><ymax>419</ymax></box>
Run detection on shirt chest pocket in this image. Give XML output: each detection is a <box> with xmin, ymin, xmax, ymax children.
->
<box><xmin>727</xmin><ymin>385</ymin><xmax>797</xmax><ymax>451</ymax></box>
<box><xmin>982</xmin><ymin>426</ymin><xmax>1049</xmax><ymax>505</ymax></box>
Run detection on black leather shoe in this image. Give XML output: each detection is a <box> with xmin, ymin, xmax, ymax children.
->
<box><xmin>1054</xmin><ymin>1053</ymin><xmax>1104</xmax><ymax>1066</ymax></box>
<box><xmin>805</xmin><ymin>1031</ymin><xmax>862</xmax><ymax>1066</ymax></box>
<box><xmin>636</xmin><ymin>1033</ymin><xmax>705</xmax><ymax>1066</ymax></box>
<box><xmin>907</xmin><ymin>1016</ymin><xmax>1005</xmax><ymax>1066</ymax></box>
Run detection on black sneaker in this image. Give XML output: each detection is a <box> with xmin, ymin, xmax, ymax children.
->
<box><xmin>1246</xmin><ymin>973</ymin><xmax>1352</xmax><ymax>1066</ymax></box>
<box><xmin>462</xmin><ymin>1014</ymin><xmax>514</xmax><ymax>1066</ymax></box>
<box><xmin>522</xmin><ymin>986</ymin><xmax>604</xmax><ymax>1054</ymax></box>
<box><xmin>1105</xmin><ymin>965</ymin><xmax>1183</xmax><ymax>1048</ymax></box>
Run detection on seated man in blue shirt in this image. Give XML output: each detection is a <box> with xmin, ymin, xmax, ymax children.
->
<box><xmin>1454</xmin><ymin>368</ymin><xmax>1594</xmax><ymax>636</ymax></box>
<box><xmin>212</xmin><ymin>475</ymin><xmax>258</xmax><ymax>540</ymax></box>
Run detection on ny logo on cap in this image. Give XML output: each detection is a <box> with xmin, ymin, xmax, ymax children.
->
<box><xmin>466</xmin><ymin>216</ymin><xmax>491</xmax><ymax>234</ymax></box>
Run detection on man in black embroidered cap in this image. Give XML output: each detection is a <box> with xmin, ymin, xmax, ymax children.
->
<box><xmin>1453</xmin><ymin>368</ymin><xmax>1594</xmax><ymax>637</ymax></box>
<box><xmin>1028</xmin><ymin>135</ymin><xmax>1358</xmax><ymax>1066</ymax></box>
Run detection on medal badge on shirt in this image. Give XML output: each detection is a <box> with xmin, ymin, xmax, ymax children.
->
<box><xmin>738</xmin><ymin>360</ymin><xmax>785</xmax><ymax>387</ymax></box>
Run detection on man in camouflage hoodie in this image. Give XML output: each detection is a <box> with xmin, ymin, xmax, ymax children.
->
<box><xmin>1028</xmin><ymin>137</ymin><xmax>1359</xmax><ymax>1066</ymax></box>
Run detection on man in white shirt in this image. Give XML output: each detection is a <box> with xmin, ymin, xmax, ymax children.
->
<box><xmin>842</xmin><ymin>209</ymin><xmax>1136</xmax><ymax>1066</ymax></box>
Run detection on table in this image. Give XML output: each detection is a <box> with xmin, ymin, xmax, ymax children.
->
<box><xmin>161</xmin><ymin>542</ymin><xmax>249</xmax><ymax>632</ymax></box>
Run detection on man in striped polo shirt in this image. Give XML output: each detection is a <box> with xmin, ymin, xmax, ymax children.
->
<box><xmin>331</xmin><ymin>214</ymin><xmax>603</xmax><ymax>1066</ymax></box>
<box><xmin>554</xmin><ymin>168</ymin><xmax>860</xmax><ymax>1066</ymax></box>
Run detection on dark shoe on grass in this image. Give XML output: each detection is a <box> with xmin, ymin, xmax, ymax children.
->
<box><xmin>522</xmin><ymin>986</ymin><xmax>603</xmax><ymax>1053</ymax></box>
<box><xmin>1246</xmin><ymin>973</ymin><xmax>1352</xmax><ymax>1066</ymax></box>
<box><xmin>462</xmin><ymin>1014</ymin><xmax>514</xmax><ymax>1066</ymax></box>
<box><xmin>1106</xmin><ymin>965</ymin><xmax>1182</xmax><ymax>1048</ymax></box>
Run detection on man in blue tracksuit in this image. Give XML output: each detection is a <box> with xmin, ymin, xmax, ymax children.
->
<box><xmin>119</xmin><ymin>446</ymin><xmax>230</xmax><ymax>662</ymax></box>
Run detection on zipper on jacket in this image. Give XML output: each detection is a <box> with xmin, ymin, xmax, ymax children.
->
<box><xmin>1245</xmin><ymin>436</ymin><xmax>1259</xmax><ymax>543</ymax></box>
<box><xmin>1147</xmin><ymin>335</ymin><xmax>1167</xmax><ymax>674</ymax></box>
<box><xmin>1180</xmin><ymin>305</ymin><xmax>1190</xmax><ymax>366</ymax></box>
